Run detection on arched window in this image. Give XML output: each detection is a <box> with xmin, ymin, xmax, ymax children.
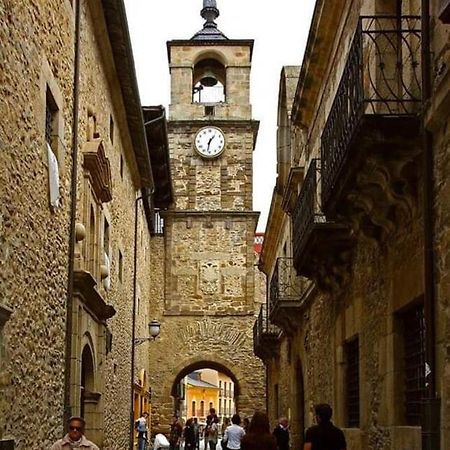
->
<box><xmin>192</xmin><ymin>401</ymin><xmax>196</xmax><ymax>417</ymax></box>
<box><xmin>192</xmin><ymin>58</ymin><xmax>226</xmax><ymax>103</ymax></box>
<box><xmin>200</xmin><ymin>400</ymin><xmax>205</xmax><ymax>417</ymax></box>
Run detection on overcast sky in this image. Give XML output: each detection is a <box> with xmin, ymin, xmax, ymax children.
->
<box><xmin>124</xmin><ymin>0</ymin><xmax>316</xmax><ymax>231</ymax></box>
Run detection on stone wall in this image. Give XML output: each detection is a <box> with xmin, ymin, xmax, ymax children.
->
<box><xmin>0</xmin><ymin>1</ymin><xmax>155</xmax><ymax>448</ymax></box>
<box><xmin>261</xmin><ymin>1</ymin><xmax>450</xmax><ymax>450</ymax></box>
<box><xmin>0</xmin><ymin>0</ymin><xmax>75</xmax><ymax>446</ymax></box>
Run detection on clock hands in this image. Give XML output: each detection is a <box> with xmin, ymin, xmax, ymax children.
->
<box><xmin>207</xmin><ymin>134</ymin><xmax>216</xmax><ymax>151</ymax></box>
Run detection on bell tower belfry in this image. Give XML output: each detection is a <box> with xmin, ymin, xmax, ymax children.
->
<box><xmin>149</xmin><ymin>1</ymin><xmax>265</xmax><ymax>428</ymax></box>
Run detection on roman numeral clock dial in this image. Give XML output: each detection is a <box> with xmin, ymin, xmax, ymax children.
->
<box><xmin>194</xmin><ymin>126</ymin><xmax>225</xmax><ymax>158</ymax></box>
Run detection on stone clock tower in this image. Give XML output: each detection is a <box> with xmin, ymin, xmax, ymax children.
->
<box><xmin>149</xmin><ymin>0</ymin><xmax>266</xmax><ymax>429</ymax></box>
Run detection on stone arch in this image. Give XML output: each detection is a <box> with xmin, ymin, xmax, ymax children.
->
<box><xmin>168</xmin><ymin>353</ymin><xmax>243</xmax><ymax>418</ymax></box>
<box><xmin>169</xmin><ymin>353</ymin><xmax>242</xmax><ymax>398</ymax></box>
<box><xmin>193</xmin><ymin>49</ymin><xmax>228</xmax><ymax>67</ymax></box>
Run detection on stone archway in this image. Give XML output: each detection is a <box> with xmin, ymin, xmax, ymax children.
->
<box><xmin>170</xmin><ymin>357</ymin><xmax>242</xmax><ymax>420</ymax></box>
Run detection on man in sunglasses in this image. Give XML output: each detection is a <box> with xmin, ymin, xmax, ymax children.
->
<box><xmin>50</xmin><ymin>416</ymin><xmax>99</xmax><ymax>449</ymax></box>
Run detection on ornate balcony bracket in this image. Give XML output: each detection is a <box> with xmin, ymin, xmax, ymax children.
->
<box><xmin>329</xmin><ymin>117</ymin><xmax>421</xmax><ymax>243</ymax></box>
<box><xmin>298</xmin><ymin>224</ymin><xmax>355</xmax><ymax>292</ymax></box>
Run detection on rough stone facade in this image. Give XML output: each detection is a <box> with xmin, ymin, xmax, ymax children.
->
<box><xmin>147</xmin><ymin>20</ymin><xmax>266</xmax><ymax>434</ymax></box>
<box><xmin>256</xmin><ymin>1</ymin><xmax>450</xmax><ymax>450</ymax></box>
<box><xmin>0</xmin><ymin>1</ymin><xmax>163</xmax><ymax>449</ymax></box>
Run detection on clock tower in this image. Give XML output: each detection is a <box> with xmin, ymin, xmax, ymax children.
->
<box><xmin>150</xmin><ymin>0</ymin><xmax>266</xmax><ymax>426</ymax></box>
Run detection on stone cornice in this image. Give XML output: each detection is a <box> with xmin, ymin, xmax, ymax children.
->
<box><xmin>73</xmin><ymin>270</ymin><xmax>116</xmax><ymax>322</ymax></box>
<box><xmin>167</xmin><ymin>39</ymin><xmax>255</xmax><ymax>63</ymax></box>
<box><xmin>161</xmin><ymin>210</ymin><xmax>260</xmax><ymax>220</ymax></box>
<box><xmin>291</xmin><ymin>0</ymin><xmax>347</xmax><ymax>128</ymax></box>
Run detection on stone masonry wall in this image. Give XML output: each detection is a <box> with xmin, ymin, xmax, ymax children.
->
<box><xmin>0</xmin><ymin>1</ymin><xmax>75</xmax><ymax>446</ymax></box>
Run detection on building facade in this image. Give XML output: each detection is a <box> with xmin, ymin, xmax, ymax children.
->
<box><xmin>0</xmin><ymin>1</ymin><xmax>171</xmax><ymax>449</ymax></box>
<box><xmin>255</xmin><ymin>1</ymin><xmax>450</xmax><ymax>450</ymax></box>
<box><xmin>148</xmin><ymin>0</ymin><xmax>266</xmax><ymax>434</ymax></box>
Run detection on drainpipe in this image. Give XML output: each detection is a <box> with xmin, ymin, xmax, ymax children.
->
<box><xmin>63</xmin><ymin>0</ymin><xmax>82</xmax><ymax>429</ymax></box>
<box><xmin>129</xmin><ymin>190</ymin><xmax>154</xmax><ymax>450</ymax></box>
<box><xmin>421</xmin><ymin>1</ymin><xmax>440</xmax><ymax>449</ymax></box>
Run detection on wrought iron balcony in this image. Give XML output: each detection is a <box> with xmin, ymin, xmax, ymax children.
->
<box><xmin>268</xmin><ymin>257</ymin><xmax>312</xmax><ymax>335</ymax></box>
<box><xmin>292</xmin><ymin>159</ymin><xmax>354</xmax><ymax>290</ymax></box>
<box><xmin>253</xmin><ymin>304</ymin><xmax>280</xmax><ymax>361</ymax></box>
<box><xmin>321</xmin><ymin>16</ymin><xmax>422</xmax><ymax>227</ymax></box>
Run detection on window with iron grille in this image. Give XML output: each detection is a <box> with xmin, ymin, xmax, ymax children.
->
<box><xmin>345</xmin><ymin>337</ymin><xmax>360</xmax><ymax>427</ymax></box>
<box><xmin>401</xmin><ymin>303</ymin><xmax>426</xmax><ymax>426</ymax></box>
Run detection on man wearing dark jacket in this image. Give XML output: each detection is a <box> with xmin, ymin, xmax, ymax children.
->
<box><xmin>273</xmin><ymin>417</ymin><xmax>289</xmax><ymax>450</ymax></box>
<box><xmin>304</xmin><ymin>404</ymin><xmax>346</xmax><ymax>450</ymax></box>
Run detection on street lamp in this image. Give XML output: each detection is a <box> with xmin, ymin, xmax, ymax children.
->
<box><xmin>134</xmin><ymin>319</ymin><xmax>161</xmax><ymax>346</ymax></box>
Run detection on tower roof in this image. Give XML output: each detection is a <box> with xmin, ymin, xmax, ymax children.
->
<box><xmin>191</xmin><ymin>0</ymin><xmax>228</xmax><ymax>41</ymax></box>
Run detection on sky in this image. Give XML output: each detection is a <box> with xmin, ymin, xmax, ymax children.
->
<box><xmin>124</xmin><ymin>0</ymin><xmax>316</xmax><ymax>231</ymax></box>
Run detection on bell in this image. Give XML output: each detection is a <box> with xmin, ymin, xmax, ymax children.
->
<box><xmin>200</xmin><ymin>70</ymin><xmax>218</xmax><ymax>87</ymax></box>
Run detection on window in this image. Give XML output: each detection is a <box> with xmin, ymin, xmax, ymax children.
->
<box><xmin>118</xmin><ymin>250</ymin><xmax>123</xmax><ymax>282</ymax></box>
<box><xmin>205</xmin><ymin>106</ymin><xmax>215</xmax><ymax>117</ymax></box>
<box><xmin>219</xmin><ymin>380</ymin><xmax>222</xmax><ymax>396</ymax></box>
<box><xmin>209</xmin><ymin>402</ymin><xmax>213</xmax><ymax>411</ymax></box>
<box><xmin>229</xmin><ymin>399</ymin><xmax>231</xmax><ymax>414</ymax></box>
<box><xmin>224</xmin><ymin>381</ymin><xmax>227</xmax><ymax>398</ymax></box>
<box><xmin>109</xmin><ymin>114</ymin><xmax>114</xmax><ymax>144</ymax></box>
<box><xmin>103</xmin><ymin>218</ymin><xmax>111</xmax><ymax>289</ymax></box>
<box><xmin>192</xmin><ymin>401</ymin><xmax>196</xmax><ymax>417</ymax></box>
<box><xmin>200</xmin><ymin>401</ymin><xmax>205</xmax><ymax>417</ymax></box>
<box><xmin>401</xmin><ymin>303</ymin><xmax>426</xmax><ymax>426</ymax></box>
<box><xmin>219</xmin><ymin>399</ymin><xmax>222</xmax><ymax>415</ymax></box>
<box><xmin>345</xmin><ymin>337</ymin><xmax>360</xmax><ymax>427</ymax></box>
<box><xmin>88</xmin><ymin>205</ymin><xmax>97</xmax><ymax>276</ymax></box>
<box><xmin>46</xmin><ymin>87</ymin><xmax>60</xmax><ymax>209</ymax></box>
<box><xmin>120</xmin><ymin>154</ymin><xmax>124</xmax><ymax>179</ymax></box>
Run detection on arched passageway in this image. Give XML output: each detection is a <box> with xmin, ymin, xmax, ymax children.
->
<box><xmin>171</xmin><ymin>360</ymin><xmax>241</xmax><ymax>424</ymax></box>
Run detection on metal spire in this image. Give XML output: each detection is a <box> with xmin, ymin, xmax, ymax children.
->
<box><xmin>192</xmin><ymin>0</ymin><xmax>227</xmax><ymax>40</ymax></box>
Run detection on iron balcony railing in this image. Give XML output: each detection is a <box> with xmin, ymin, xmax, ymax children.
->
<box><xmin>269</xmin><ymin>257</ymin><xmax>305</xmax><ymax>315</ymax></box>
<box><xmin>321</xmin><ymin>15</ymin><xmax>422</xmax><ymax>208</ymax></box>
<box><xmin>253</xmin><ymin>304</ymin><xmax>279</xmax><ymax>352</ymax></box>
<box><xmin>292</xmin><ymin>159</ymin><xmax>326</xmax><ymax>267</ymax></box>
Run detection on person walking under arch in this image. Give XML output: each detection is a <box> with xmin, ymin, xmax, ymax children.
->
<box><xmin>273</xmin><ymin>417</ymin><xmax>289</xmax><ymax>450</ymax></box>
<box><xmin>303</xmin><ymin>403</ymin><xmax>346</xmax><ymax>450</ymax></box>
<box><xmin>223</xmin><ymin>413</ymin><xmax>245</xmax><ymax>450</ymax></box>
<box><xmin>241</xmin><ymin>411</ymin><xmax>277</xmax><ymax>450</ymax></box>
<box><xmin>184</xmin><ymin>418</ymin><xmax>197</xmax><ymax>450</ymax></box>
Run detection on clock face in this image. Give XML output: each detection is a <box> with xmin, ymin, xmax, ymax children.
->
<box><xmin>194</xmin><ymin>127</ymin><xmax>225</xmax><ymax>158</ymax></box>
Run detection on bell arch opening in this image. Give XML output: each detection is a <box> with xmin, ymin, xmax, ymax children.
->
<box><xmin>171</xmin><ymin>360</ymin><xmax>241</xmax><ymax>424</ymax></box>
<box><xmin>192</xmin><ymin>58</ymin><xmax>226</xmax><ymax>104</ymax></box>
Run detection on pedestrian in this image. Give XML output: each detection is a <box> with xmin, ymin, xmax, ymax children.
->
<box><xmin>205</xmin><ymin>418</ymin><xmax>219</xmax><ymax>450</ymax></box>
<box><xmin>272</xmin><ymin>417</ymin><xmax>289</xmax><ymax>450</ymax></box>
<box><xmin>241</xmin><ymin>411</ymin><xmax>277</xmax><ymax>450</ymax></box>
<box><xmin>50</xmin><ymin>416</ymin><xmax>99</xmax><ymax>450</ymax></box>
<box><xmin>303</xmin><ymin>403</ymin><xmax>347</xmax><ymax>450</ymax></box>
<box><xmin>169</xmin><ymin>415</ymin><xmax>183</xmax><ymax>450</ymax></box>
<box><xmin>206</xmin><ymin>408</ymin><xmax>219</xmax><ymax>427</ymax></box>
<box><xmin>135</xmin><ymin>411</ymin><xmax>149</xmax><ymax>450</ymax></box>
<box><xmin>193</xmin><ymin>417</ymin><xmax>200</xmax><ymax>450</ymax></box>
<box><xmin>184</xmin><ymin>418</ymin><xmax>197</xmax><ymax>450</ymax></box>
<box><xmin>222</xmin><ymin>413</ymin><xmax>245</xmax><ymax>450</ymax></box>
<box><xmin>242</xmin><ymin>418</ymin><xmax>249</xmax><ymax>433</ymax></box>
